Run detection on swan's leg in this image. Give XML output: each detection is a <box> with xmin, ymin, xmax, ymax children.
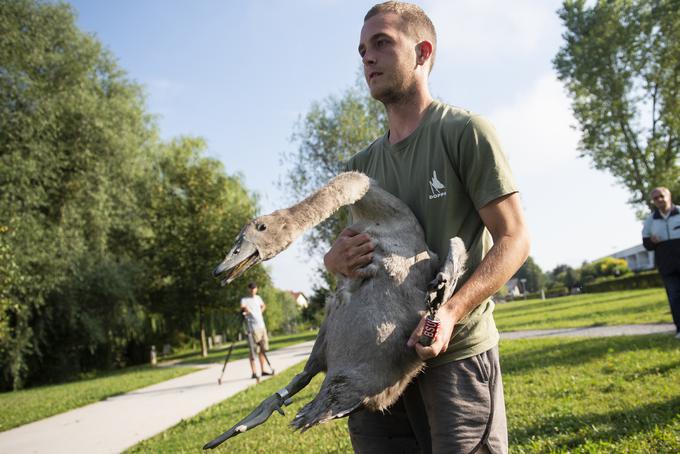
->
<box><xmin>202</xmin><ymin>367</ymin><xmax>321</xmax><ymax>449</ymax></box>
<box><xmin>203</xmin><ymin>323</ymin><xmax>328</xmax><ymax>450</ymax></box>
<box><xmin>428</xmin><ymin>237</ymin><xmax>467</xmax><ymax>306</ymax></box>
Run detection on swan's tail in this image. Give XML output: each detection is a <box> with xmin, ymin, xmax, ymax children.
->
<box><xmin>291</xmin><ymin>373</ymin><xmax>363</xmax><ymax>431</ymax></box>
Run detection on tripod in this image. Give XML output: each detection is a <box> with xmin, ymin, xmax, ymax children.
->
<box><xmin>217</xmin><ymin>314</ymin><xmax>275</xmax><ymax>385</ymax></box>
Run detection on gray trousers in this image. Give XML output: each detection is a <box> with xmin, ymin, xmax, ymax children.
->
<box><xmin>348</xmin><ymin>346</ymin><xmax>507</xmax><ymax>454</ymax></box>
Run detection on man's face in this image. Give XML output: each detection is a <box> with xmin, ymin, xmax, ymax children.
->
<box><xmin>651</xmin><ymin>189</ymin><xmax>672</xmax><ymax>212</ymax></box>
<box><xmin>359</xmin><ymin>12</ymin><xmax>419</xmax><ymax>104</ymax></box>
<box><xmin>249</xmin><ymin>286</ymin><xmax>258</xmax><ymax>296</ymax></box>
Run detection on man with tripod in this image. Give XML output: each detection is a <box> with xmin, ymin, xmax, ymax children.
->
<box><xmin>240</xmin><ymin>282</ymin><xmax>274</xmax><ymax>380</ymax></box>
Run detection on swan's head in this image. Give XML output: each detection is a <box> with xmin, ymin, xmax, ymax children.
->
<box><xmin>213</xmin><ymin>212</ymin><xmax>296</xmax><ymax>286</ymax></box>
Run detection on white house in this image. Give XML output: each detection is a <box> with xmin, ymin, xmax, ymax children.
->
<box><xmin>289</xmin><ymin>291</ymin><xmax>309</xmax><ymax>309</ymax></box>
<box><xmin>601</xmin><ymin>244</ymin><xmax>655</xmax><ymax>272</ymax></box>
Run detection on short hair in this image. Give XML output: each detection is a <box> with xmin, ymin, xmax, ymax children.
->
<box><xmin>364</xmin><ymin>1</ymin><xmax>437</xmax><ymax>71</ymax></box>
<box><xmin>248</xmin><ymin>282</ymin><xmax>258</xmax><ymax>289</ymax></box>
<box><xmin>650</xmin><ymin>187</ymin><xmax>671</xmax><ymax>198</ymax></box>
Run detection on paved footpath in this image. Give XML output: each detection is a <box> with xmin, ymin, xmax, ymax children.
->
<box><xmin>500</xmin><ymin>323</ymin><xmax>675</xmax><ymax>340</ymax></box>
<box><xmin>0</xmin><ymin>323</ymin><xmax>675</xmax><ymax>454</ymax></box>
<box><xmin>0</xmin><ymin>340</ymin><xmax>315</xmax><ymax>454</ymax></box>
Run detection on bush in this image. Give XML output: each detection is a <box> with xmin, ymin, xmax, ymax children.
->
<box><xmin>583</xmin><ymin>270</ymin><xmax>664</xmax><ymax>293</ymax></box>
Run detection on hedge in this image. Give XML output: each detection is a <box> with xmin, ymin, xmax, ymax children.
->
<box><xmin>583</xmin><ymin>271</ymin><xmax>664</xmax><ymax>293</ymax></box>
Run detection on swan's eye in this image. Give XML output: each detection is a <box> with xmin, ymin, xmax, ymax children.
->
<box><xmin>257</xmin><ymin>224</ymin><xmax>267</xmax><ymax>232</ymax></box>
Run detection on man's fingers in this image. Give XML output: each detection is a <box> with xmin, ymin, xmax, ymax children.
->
<box><xmin>346</xmin><ymin>232</ymin><xmax>372</xmax><ymax>247</ymax></box>
<box><xmin>339</xmin><ymin>228</ymin><xmax>360</xmax><ymax>238</ymax></box>
<box><xmin>415</xmin><ymin>343</ymin><xmax>437</xmax><ymax>360</ymax></box>
<box><xmin>407</xmin><ymin>317</ymin><xmax>426</xmax><ymax>347</ymax></box>
<box><xmin>350</xmin><ymin>241</ymin><xmax>374</xmax><ymax>260</ymax></box>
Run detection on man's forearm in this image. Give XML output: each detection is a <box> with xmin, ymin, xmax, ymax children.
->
<box><xmin>443</xmin><ymin>230</ymin><xmax>530</xmax><ymax>322</ymax></box>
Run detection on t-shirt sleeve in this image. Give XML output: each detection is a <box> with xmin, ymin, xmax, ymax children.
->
<box><xmin>454</xmin><ymin>115</ymin><xmax>518</xmax><ymax>210</ymax></box>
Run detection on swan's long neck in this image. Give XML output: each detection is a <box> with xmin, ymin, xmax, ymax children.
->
<box><xmin>283</xmin><ymin>172</ymin><xmax>370</xmax><ymax>231</ymax></box>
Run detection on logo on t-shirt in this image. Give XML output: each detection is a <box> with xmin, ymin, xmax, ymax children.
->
<box><xmin>428</xmin><ymin>170</ymin><xmax>447</xmax><ymax>200</ymax></box>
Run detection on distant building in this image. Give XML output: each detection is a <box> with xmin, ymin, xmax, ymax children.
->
<box><xmin>602</xmin><ymin>244</ymin><xmax>655</xmax><ymax>272</ymax></box>
<box><xmin>505</xmin><ymin>277</ymin><xmax>523</xmax><ymax>297</ymax></box>
<box><xmin>289</xmin><ymin>291</ymin><xmax>309</xmax><ymax>309</ymax></box>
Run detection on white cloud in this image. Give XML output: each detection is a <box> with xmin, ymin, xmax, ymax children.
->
<box><xmin>425</xmin><ymin>0</ymin><xmax>558</xmax><ymax>60</ymax></box>
<box><xmin>489</xmin><ymin>73</ymin><xmax>580</xmax><ymax>174</ymax></box>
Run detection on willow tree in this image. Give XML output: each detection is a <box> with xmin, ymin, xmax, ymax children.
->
<box><xmin>0</xmin><ymin>0</ymin><xmax>155</xmax><ymax>388</ymax></box>
<box><xmin>554</xmin><ymin>0</ymin><xmax>680</xmax><ymax>208</ymax></box>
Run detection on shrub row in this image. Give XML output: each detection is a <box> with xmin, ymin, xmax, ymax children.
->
<box><xmin>583</xmin><ymin>270</ymin><xmax>664</xmax><ymax>293</ymax></box>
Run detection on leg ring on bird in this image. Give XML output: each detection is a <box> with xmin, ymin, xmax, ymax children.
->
<box><xmin>419</xmin><ymin>316</ymin><xmax>440</xmax><ymax>346</ymax></box>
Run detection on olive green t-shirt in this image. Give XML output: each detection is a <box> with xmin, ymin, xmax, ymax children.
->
<box><xmin>346</xmin><ymin>100</ymin><xmax>518</xmax><ymax>365</ymax></box>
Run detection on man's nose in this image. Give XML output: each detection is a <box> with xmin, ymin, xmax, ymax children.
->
<box><xmin>362</xmin><ymin>52</ymin><xmax>376</xmax><ymax>65</ymax></box>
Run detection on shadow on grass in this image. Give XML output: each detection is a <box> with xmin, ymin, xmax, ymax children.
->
<box><xmin>511</xmin><ymin>396</ymin><xmax>680</xmax><ymax>450</ymax></box>
<box><xmin>501</xmin><ymin>334</ymin><xmax>678</xmax><ymax>374</ymax></box>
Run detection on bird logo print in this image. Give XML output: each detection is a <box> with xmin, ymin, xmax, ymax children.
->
<box><xmin>428</xmin><ymin>170</ymin><xmax>447</xmax><ymax>200</ymax></box>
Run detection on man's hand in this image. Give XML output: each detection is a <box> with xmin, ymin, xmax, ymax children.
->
<box><xmin>407</xmin><ymin>307</ymin><xmax>458</xmax><ymax>360</ymax></box>
<box><xmin>324</xmin><ymin>228</ymin><xmax>374</xmax><ymax>278</ymax></box>
<box><xmin>651</xmin><ymin>235</ymin><xmax>661</xmax><ymax>244</ymax></box>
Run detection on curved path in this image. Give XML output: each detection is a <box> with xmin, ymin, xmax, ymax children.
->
<box><xmin>0</xmin><ymin>323</ymin><xmax>675</xmax><ymax>453</ymax></box>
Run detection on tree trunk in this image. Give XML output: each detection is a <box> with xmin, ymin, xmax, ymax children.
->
<box><xmin>199</xmin><ymin>305</ymin><xmax>208</xmax><ymax>358</ymax></box>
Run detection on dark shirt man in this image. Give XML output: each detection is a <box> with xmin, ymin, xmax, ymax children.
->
<box><xmin>642</xmin><ymin>187</ymin><xmax>680</xmax><ymax>338</ymax></box>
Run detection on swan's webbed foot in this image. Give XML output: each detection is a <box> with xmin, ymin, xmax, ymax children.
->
<box><xmin>203</xmin><ymin>390</ymin><xmax>291</xmax><ymax>449</ymax></box>
<box><xmin>428</xmin><ymin>272</ymin><xmax>447</xmax><ymax>292</ymax></box>
<box><xmin>424</xmin><ymin>237</ymin><xmax>468</xmax><ymax>315</ymax></box>
<box><xmin>203</xmin><ymin>367</ymin><xmax>320</xmax><ymax>449</ymax></box>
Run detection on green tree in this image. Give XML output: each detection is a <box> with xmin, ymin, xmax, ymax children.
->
<box><xmin>148</xmin><ymin>138</ymin><xmax>266</xmax><ymax>357</ymax></box>
<box><xmin>513</xmin><ymin>256</ymin><xmax>546</xmax><ymax>293</ymax></box>
<box><xmin>547</xmin><ymin>264</ymin><xmax>580</xmax><ymax>290</ymax></box>
<box><xmin>580</xmin><ymin>256</ymin><xmax>631</xmax><ymax>283</ymax></box>
<box><xmin>281</xmin><ymin>80</ymin><xmax>387</xmax><ymax>319</ymax></box>
<box><xmin>258</xmin><ymin>287</ymin><xmax>300</xmax><ymax>335</ymax></box>
<box><xmin>554</xmin><ymin>0</ymin><xmax>680</xmax><ymax>208</ymax></box>
<box><xmin>0</xmin><ymin>0</ymin><xmax>155</xmax><ymax>388</ymax></box>
<box><xmin>283</xmin><ymin>80</ymin><xmax>387</xmax><ymax>255</ymax></box>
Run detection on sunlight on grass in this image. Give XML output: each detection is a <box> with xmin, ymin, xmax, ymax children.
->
<box><xmin>495</xmin><ymin>289</ymin><xmax>670</xmax><ymax>331</ymax></box>
<box><xmin>129</xmin><ymin>334</ymin><xmax>680</xmax><ymax>454</ymax></box>
<box><xmin>503</xmin><ymin>334</ymin><xmax>680</xmax><ymax>453</ymax></box>
<box><xmin>127</xmin><ymin>362</ymin><xmax>351</xmax><ymax>453</ymax></box>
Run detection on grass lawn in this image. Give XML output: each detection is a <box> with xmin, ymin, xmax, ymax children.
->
<box><xmin>495</xmin><ymin>288</ymin><xmax>670</xmax><ymax>332</ymax></box>
<box><xmin>129</xmin><ymin>333</ymin><xmax>680</xmax><ymax>453</ymax></box>
<box><xmin>503</xmin><ymin>334</ymin><xmax>680</xmax><ymax>453</ymax></box>
<box><xmin>0</xmin><ymin>365</ymin><xmax>198</xmax><ymax>432</ymax></box>
<box><xmin>164</xmin><ymin>330</ymin><xmax>319</xmax><ymax>365</ymax></box>
<box><xmin>0</xmin><ymin>330</ymin><xmax>318</xmax><ymax>432</ymax></box>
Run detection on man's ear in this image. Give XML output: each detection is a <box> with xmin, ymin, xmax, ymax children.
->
<box><xmin>417</xmin><ymin>41</ymin><xmax>433</xmax><ymax>66</ymax></box>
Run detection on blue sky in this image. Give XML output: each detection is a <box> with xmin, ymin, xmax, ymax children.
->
<box><xmin>69</xmin><ymin>0</ymin><xmax>643</xmax><ymax>295</ymax></box>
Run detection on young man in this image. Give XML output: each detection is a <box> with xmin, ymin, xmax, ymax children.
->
<box><xmin>642</xmin><ymin>187</ymin><xmax>680</xmax><ymax>338</ymax></box>
<box><xmin>324</xmin><ymin>2</ymin><xmax>530</xmax><ymax>453</ymax></box>
<box><xmin>240</xmin><ymin>282</ymin><xmax>273</xmax><ymax>379</ymax></box>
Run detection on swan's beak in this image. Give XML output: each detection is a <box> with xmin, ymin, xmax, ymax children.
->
<box><xmin>213</xmin><ymin>234</ymin><xmax>261</xmax><ymax>286</ymax></box>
